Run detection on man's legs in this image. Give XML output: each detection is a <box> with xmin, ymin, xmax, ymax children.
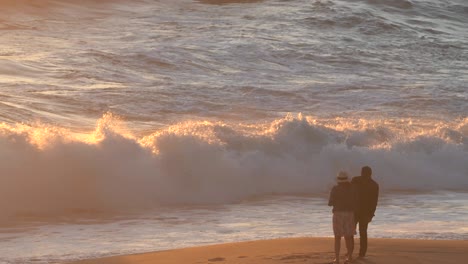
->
<box><xmin>358</xmin><ymin>219</ymin><xmax>369</xmax><ymax>257</ymax></box>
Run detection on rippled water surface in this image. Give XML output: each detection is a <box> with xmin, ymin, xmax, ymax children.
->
<box><xmin>1</xmin><ymin>0</ymin><xmax>467</xmax><ymax>128</ymax></box>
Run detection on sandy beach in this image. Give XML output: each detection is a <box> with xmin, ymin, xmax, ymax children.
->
<box><xmin>68</xmin><ymin>237</ymin><xmax>468</xmax><ymax>264</ymax></box>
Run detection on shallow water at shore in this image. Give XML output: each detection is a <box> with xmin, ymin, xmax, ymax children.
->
<box><xmin>1</xmin><ymin>191</ymin><xmax>467</xmax><ymax>264</ymax></box>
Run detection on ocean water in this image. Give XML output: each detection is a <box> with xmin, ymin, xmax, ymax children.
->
<box><xmin>0</xmin><ymin>0</ymin><xmax>467</xmax><ymax>263</ymax></box>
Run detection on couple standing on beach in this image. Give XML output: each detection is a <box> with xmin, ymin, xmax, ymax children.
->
<box><xmin>328</xmin><ymin>166</ymin><xmax>379</xmax><ymax>264</ymax></box>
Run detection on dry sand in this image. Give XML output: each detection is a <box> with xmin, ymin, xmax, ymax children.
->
<box><xmin>68</xmin><ymin>237</ymin><xmax>468</xmax><ymax>264</ymax></box>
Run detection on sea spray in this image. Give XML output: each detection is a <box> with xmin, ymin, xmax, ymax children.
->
<box><xmin>0</xmin><ymin>114</ymin><xmax>466</xmax><ymax>219</ymax></box>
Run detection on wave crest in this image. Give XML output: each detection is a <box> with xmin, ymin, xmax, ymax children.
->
<box><xmin>0</xmin><ymin>114</ymin><xmax>466</xmax><ymax>221</ymax></box>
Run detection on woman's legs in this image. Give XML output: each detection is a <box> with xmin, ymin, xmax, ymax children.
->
<box><xmin>334</xmin><ymin>235</ymin><xmax>341</xmax><ymax>263</ymax></box>
<box><xmin>344</xmin><ymin>235</ymin><xmax>354</xmax><ymax>261</ymax></box>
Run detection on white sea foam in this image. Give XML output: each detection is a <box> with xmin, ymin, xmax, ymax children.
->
<box><xmin>0</xmin><ymin>114</ymin><xmax>466</xmax><ymax>219</ymax></box>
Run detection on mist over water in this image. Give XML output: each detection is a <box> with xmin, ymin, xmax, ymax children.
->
<box><xmin>0</xmin><ymin>113</ymin><xmax>466</xmax><ymax>220</ymax></box>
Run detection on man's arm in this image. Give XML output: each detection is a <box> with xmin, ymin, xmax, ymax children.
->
<box><xmin>351</xmin><ymin>184</ymin><xmax>359</xmax><ymax>213</ymax></box>
<box><xmin>370</xmin><ymin>183</ymin><xmax>379</xmax><ymax>217</ymax></box>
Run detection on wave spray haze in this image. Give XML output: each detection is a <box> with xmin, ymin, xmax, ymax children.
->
<box><xmin>0</xmin><ymin>114</ymin><xmax>467</xmax><ymax>220</ymax></box>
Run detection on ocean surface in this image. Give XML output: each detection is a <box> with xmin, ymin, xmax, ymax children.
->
<box><xmin>0</xmin><ymin>0</ymin><xmax>467</xmax><ymax>263</ymax></box>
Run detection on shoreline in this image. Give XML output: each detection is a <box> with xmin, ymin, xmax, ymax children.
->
<box><xmin>67</xmin><ymin>237</ymin><xmax>468</xmax><ymax>264</ymax></box>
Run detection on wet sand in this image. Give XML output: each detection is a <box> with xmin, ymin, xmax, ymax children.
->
<box><xmin>68</xmin><ymin>237</ymin><xmax>468</xmax><ymax>264</ymax></box>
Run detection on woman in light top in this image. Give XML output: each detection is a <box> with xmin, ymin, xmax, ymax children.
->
<box><xmin>328</xmin><ymin>171</ymin><xmax>357</xmax><ymax>264</ymax></box>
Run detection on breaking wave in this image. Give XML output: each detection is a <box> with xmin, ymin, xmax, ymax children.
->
<box><xmin>0</xmin><ymin>113</ymin><xmax>466</xmax><ymax>220</ymax></box>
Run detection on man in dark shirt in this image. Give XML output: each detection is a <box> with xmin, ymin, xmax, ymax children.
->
<box><xmin>352</xmin><ymin>166</ymin><xmax>379</xmax><ymax>258</ymax></box>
